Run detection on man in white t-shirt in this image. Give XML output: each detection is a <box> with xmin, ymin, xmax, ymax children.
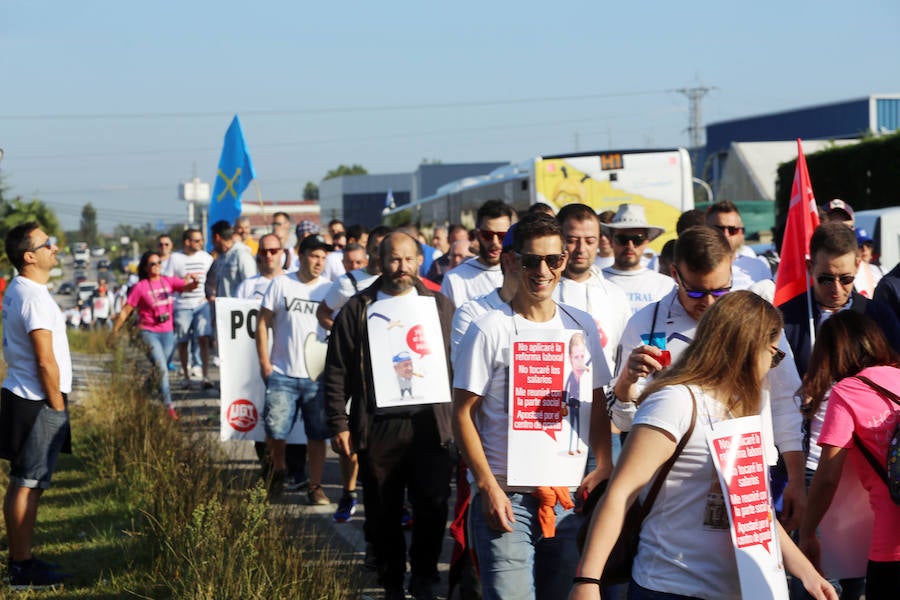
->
<box><xmin>704</xmin><ymin>200</ymin><xmax>772</xmax><ymax>289</ymax></box>
<box><xmin>1</xmin><ymin>223</ymin><xmax>72</xmax><ymax>587</ymax></box>
<box><xmin>601</xmin><ymin>204</ymin><xmax>674</xmax><ymax>313</ymax></box>
<box><xmin>609</xmin><ymin>225</ymin><xmax>807</xmax><ymax>531</ymax></box>
<box><xmin>440</xmin><ymin>199</ymin><xmax>514</xmax><ymax>306</ymax></box>
<box><xmin>257</xmin><ymin>234</ymin><xmax>333</xmax><ymax>505</ymax></box>
<box><xmin>156</xmin><ymin>233</ymin><xmax>176</xmax><ymax>276</ymax></box>
<box><xmin>453</xmin><ymin>212</ymin><xmax>613</xmax><ymax>599</ymax></box>
<box><xmin>170</xmin><ymin>228</ymin><xmax>215</xmax><ymax>388</ymax></box>
<box><xmin>554</xmin><ymin>204</ymin><xmax>630</xmax><ymax>374</ymax></box>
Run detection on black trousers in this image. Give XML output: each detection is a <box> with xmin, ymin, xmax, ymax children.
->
<box><xmin>358</xmin><ymin>410</ymin><xmax>451</xmax><ymax>589</ymax></box>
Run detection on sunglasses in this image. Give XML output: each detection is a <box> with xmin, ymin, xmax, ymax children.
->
<box><xmin>478</xmin><ymin>229</ymin><xmax>508</xmax><ymax>243</ymax></box>
<box><xmin>148</xmin><ymin>261</ymin><xmax>161</xmax><ymax>266</ymax></box>
<box><xmin>770</xmin><ymin>346</ymin><xmax>786</xmax><ymax>369</ymax></box>
<box><xmin>29</xmin><ymin>238</ymin><xmax>53</xmax><ymax>252</ymax></box>
<box><xmin>816</xmin><ymin>273</ymin><xmax>855</xmax><ymax>286</ymax></box>
<box><xmin>674</xmin><ymin>266</ymin><xmax>731</xmax><ymax>299</ymax></box>
<box><xmin>714</xmin><ymin>225</ymin><xmax>745</xmax><ymax>236</ymax></box>
<box><xmin>612</xmin><ymin>233</ymin><xmax>648</xmax><ymax>246</ymax></box>
<box><xmin>261</xmin><ymin>248</ymin><xmax>283</xmax><ymax>256</ymax></box>
<box><xmin>517</xmin><ymin>252</ymin><xmax>566</xmax><ymax>270</ymax></box>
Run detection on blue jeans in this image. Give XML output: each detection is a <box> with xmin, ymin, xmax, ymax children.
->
<box><xmin>141</xmin><ymin>329</ymin><xmax>175</xmax><ymax>406</ymax></box>
<box><xmin>470</xmin><ymin>491</ymin><xmax>581</xmax><ymax>600</ymax></box>
<box><xmin>263</xmin><ymin>371</ymin><xmax>329</xmax><ymax>441</ymax></box>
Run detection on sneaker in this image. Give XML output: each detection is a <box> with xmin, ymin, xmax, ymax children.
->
<box><xmin>332</xmin><ymin>492</ymin><xmax>358</xmax><ymax>522</ymax></box>
<box><xmin>284</xmin><ymin>474</ymin><xmax>309</xmax><ymax>492</ymax></box>
<box><xmin>181</xmin><ymin>378</ymin><xmax>193</xmax><ymax>390</ymax></box>
<box><xmin>8</xmin><ymin>559</ymin><xmax>68</xmax><ymax>590</ymax></box>
<box><xmin>190</xmin><ymin>365</ymin><xmax>203</xmax><ymax>379</ymax></box>
<box><xmin>167</xmin><ymin>406</ymin><xmax>179</xmax><ymax>421</ymax></box>
<box><xmin>307</xmin><ymin>484</ymin><xmax>330</xmax><ymax>505</ymax></box>
<box><xmin>202</xmin><ymin>378</ymin><xmax>214</xmax><ymax>390</ymax></box>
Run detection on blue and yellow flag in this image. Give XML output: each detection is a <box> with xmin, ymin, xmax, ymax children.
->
<box><xmin>208</xmin><ymin>115</ymin><xmax>255</xmax><ymax>249</ymax></box>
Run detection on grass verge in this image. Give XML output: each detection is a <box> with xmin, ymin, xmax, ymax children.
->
<box><xmin>0</xmin><ymin>335</ymin><xmax>358</xmax><ymax>599</ymax></box>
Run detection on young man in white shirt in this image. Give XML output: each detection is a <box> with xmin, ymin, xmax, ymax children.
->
<box><xmin>600</xmin><ymin>204</ymin><xmax>674</xmax><ymax>313</ymax></box>
<box><xmin>2</xmin><ymin>223</ymin><xmax>72</xmax><ymax>588</ymax></box>
<box><xmin>453</xmin><ymin>212</ymin><xmax>613</xmax><ymax>599</ymax></box>
<box><xmin>440</xmin><ymin>200</ymin><xmax>514</xmax><ymax>307</ymax></box>
<box><xmin>256</xmin><ymin>234</ymin><xmax>333</xmax><ymax>505</ymax></box>
<box><xmin>170</xmin><ymin>229</ymin><xmax>215</xmax><ymax>388</ymax></box>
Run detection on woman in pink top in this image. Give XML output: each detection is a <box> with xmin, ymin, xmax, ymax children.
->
<box><xmin>799</xmin><ymin>311</ymin><xmax>900</xmax><ymax>600</ymax></box>
<box><xmin>109</xmin><ymin>251</ymin><xmax>197</xmax><ymax>419</ymax></box>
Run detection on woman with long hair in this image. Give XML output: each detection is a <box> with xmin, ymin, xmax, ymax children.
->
<box><xmin>571</xmin><ymin>291</ymin><xmax>835</xmax><ymax>600</ymax></box>
<box><xmin>798</xmin><ymin>311</ymin><xmax>900</xmax><ymax>600</ymax></box>
<box><xmin>108</xmin><ymin>250</ymin><xmax>198</xmax><ymax>419</ymax></box>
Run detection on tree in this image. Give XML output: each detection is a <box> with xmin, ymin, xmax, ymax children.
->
<box><xmin>323</xmin><ymin>164</ymin><xmax>368</xmax><ymax>180</ymax></box>
<box><xmin>303</xmin><ymin>181</ymin><xmax>320</xmax><ymax>201</ymax></box>
<box><xmin>80</xmin><ymin>203</ymin><xmax>98</xmax><ymax>246</ymax></box>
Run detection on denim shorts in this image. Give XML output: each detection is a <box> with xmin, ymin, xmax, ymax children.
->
<box><xmin>10</xmin><ymin>404</ymin><xmax>70</xmax><ymax>490</ymax></box>
<box><xmin>263</xmin><ymin>371</ymin><xmax>330</xmax><ymax>441</ymax></box>
<box><xmin>174</xmin><ymin>303</ymin><xmax>212</xmax><ymax>342</ymax></box>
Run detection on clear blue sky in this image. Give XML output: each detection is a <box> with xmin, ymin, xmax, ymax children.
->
<box><xmin>1</xmin><ymin>0</ymin><xmax>898</xmax><ymax>232</ymax></box>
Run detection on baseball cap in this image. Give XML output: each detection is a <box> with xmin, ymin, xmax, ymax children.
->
<box><xmin>824</xmin><ymin>199</ymin><xmax>854</xmax><ymax>220</ymax></box>
<box><xmin>501</xmin><ymin>223</ymin><xmax>519</xmax><ymax>252</ymax></box>
<box><xmin>298</xmin><ymin>234</ymin><xmax>333</xmax><ymax>253</ymax></box>
<box><xmin>295</xmin><ymin>220</ymin><xmax>321</xmax><ymax>239</ymax></box>
<box><xmin>855</xmin><ymin>227</ymin><xmax>874</xmax><ymax>245</ymax></box>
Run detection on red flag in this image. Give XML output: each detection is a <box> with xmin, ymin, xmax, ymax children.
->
<box><xmin>774</xmin><ymin>139</ymin><xmax>820</xmax><ymax>306</ymax></box>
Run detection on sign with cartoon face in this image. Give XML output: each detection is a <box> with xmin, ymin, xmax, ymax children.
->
<box><xmin>507</xmin><ymin>329</ymin><xmax>592</xmax><ymax>487</ymax></box>
<box><xmin>366</xmin><ymin>295</ymin><xmax>450</xmax><ymax>408</ymax></box>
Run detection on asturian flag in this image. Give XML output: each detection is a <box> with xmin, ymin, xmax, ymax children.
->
<box><xmin>774</xmin><ymin>139</ymin><xmax>820</xmax><ymax>306</ymax></box>
<box><xmin>208</xmin><ymin>115</ymin><xmax>256</xmax><ymax>249</ymax></box>
<box><xmin>385</xmin><ymin>188</ymin><xmax>396</xmax><ymax>210</ymax></box>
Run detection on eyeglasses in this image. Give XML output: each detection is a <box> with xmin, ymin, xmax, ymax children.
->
<box><xmin>714</xmin><ymin>225</ymin><xmax>745</xmax><ymax>236</ymax></box>
<box><xmin>158</xmin><ymin>241</ymin><xmax>172</xmax><ymax>247</ymax></box>
<box><xmin>612</xmin><ymin>233</ymin><xmax>648</xmax><ymax>246</ymax></box>
<box><xmin>148</xmin><ymin>261</ymin><xmax>161</xmax><ymax>266</ymax></box>
<box><xmin>477</xmin><ymin>229</ymin><xmax>508</xmax><ymax>243</ymax></box>
<box><xmin>260</xmin><ymin>248</ymin><xmax>283</xmax><ymax>256</ymax></box>
<box><xmin>770</xmin><ymin>346</ymin><xmax>786</xmax><ymax>369</ymax></box>
<box><xmin>29</xmin><ymin>238</ymin><xmax>53</xmax><ymax>252</ymax></box>
<box><xmin>517</xmin><ymin>252</ymin><xmax>567</xmax><ymax>270</ymax></box>
<box><xmin>816</xmin><ymin>273</ymin><xmax>855</xmax><ymax>286</ymax></box>
<box><xmin>674</xmin><ymin>266</ymin><xmax>731</xmax><ymax>299</ymax></box>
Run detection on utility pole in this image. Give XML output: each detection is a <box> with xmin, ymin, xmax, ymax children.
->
<box><xmin>675</xmin><ymin>85</ymin><xmax>715</xmax><ymax>175</ymax></box>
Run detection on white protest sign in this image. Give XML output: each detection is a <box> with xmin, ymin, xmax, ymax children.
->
<box><xmin>707</xmin><ymin>415</ymin><xmax>788</xmax><ymax>600</ymax></box>
<box><xmin>366</xmin><ymin>294</ymin><xmax>450</xmax><ymax>408</ymax></box>
<box><xmin>215</xmin><ymin>297</ymin><xmax>307</xmax><ymax>444</ymax></box>
<box><xmin>507</xmin><ymin>329</ymin><xmax>591</xmax><ymax>487</ymax></box>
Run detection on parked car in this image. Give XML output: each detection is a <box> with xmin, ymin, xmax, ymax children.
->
<box><xmin>58</xmin><ymin>281</ymin><xmax>74</xmax><ymax>295</ymax></box>
<box><xmin>91</xmin><ymin>247</ymin><xmax>106</xmax><ymax>257</ymax></box>
<box><xmin>97</xmin><ymin>258</ymin><xmax>111</xmax><ymax>272</ymax></box>
<box><xmin>74</xmin><ymin>258</ymin><xmax>88</xmax><ymax>270</ymax></box>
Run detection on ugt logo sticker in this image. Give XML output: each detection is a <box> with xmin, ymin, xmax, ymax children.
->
<box><xmin>226</xmin><ymin>399</ymin><xmax>258</xmax><ymax>432</ymax></box>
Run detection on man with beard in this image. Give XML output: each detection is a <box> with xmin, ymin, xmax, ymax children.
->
<box><xmin>440</xmin><ymin>200</ymin><xmax>514</xmax><ymax>307</ymax></box>
<box><xmin>324</xmin><ymin>232</ymin><xmax>455</xmax><ymax>600</ymax></box>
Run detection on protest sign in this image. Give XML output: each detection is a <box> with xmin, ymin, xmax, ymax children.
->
<box><xmin>507</xmin><ymin>329</ymin><xmax>591</xmax><ymax>487</ymax></box>
<box><xmin>216</xmin><ymin>297</ymin><xmax>307</xmax><ymax>444</ymax></box>
<box><xmin>707</xmin><ymin>415</ymin><xmax>788</xmax><ymax>600</ymax></box>
<box><xmin>366</xmin><ymin>295</ymin><xmax>450</xmax><ymax>408</ymax></box>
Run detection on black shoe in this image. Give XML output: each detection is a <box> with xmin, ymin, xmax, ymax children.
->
<box><xmin>408</xmin><ymin>576</ymin><xmax>436</xmax><ymax>600</ymax></box>
<box><xmin>8</xmin><ymin>559</ymin><xmax>69</xmax><ymax>590</ymax></box>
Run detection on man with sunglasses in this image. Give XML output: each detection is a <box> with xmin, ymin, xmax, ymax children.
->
<box><xmin>705</xmin><ymin>201</ymin><xmax>772</xmax><ymax>288</ymax></box>
<box><xmin>600</xmin><ymin>204</ymin><xmax>674</xmax><ymax>314</ymax></box>
<box><xmin>453</xmin><ymin>213</ymin><xmax>612</xmax><ymax>600</ymax></box>
<box><xmin>171</xmin><ymin>229</ymin><xmax>215</xmax><ymax>389</ymax></box>
<box><xmin>440</xmin><ymin>200</ymin><xmax>514</xmax><ymax>307</ymax></box>
<box><xmin>781</xmin><ymin>222</ymin><xmax>900</xmax><ymax>379</ymax></box>
<box><xmin>610</xmin><ymin>226</ymin><xmax>809</xmax><ymax>530</ymax></box>
<box><xmin>156</xmin><ymin>234</ymin><xmax>176</xmax><ymax>276</ymax></box>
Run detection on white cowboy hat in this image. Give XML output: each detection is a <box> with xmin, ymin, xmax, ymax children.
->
<box><xmin>600</xmin><ymin>203</ymin><xmax>665</xmax><ymax>242</ymax></box>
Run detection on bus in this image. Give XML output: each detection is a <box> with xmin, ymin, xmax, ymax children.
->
<box><xmin>384</xmin><ymin>148</ymin><xmax>694</xmax><ymax>251</ymax></box>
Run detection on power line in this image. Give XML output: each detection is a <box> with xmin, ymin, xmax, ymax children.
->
<box><xmin>0</xmin><ymin>89</ymin><xmax>670</xmax><ymax>121</ymax></box>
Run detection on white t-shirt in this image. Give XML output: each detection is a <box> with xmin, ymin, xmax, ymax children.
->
<box><xmin>601</xmin><ymin>266</ymin><xmax>674</xmax><ymax>314</ymax></box>
<box><xmin>731</xmin><ymin>254</ymin><xmax>773</xmax><ymax>290</ymax></box>
<box><xmin>235</xmin><ymin>274</ymin><xmax>274</xmax><ymax>300</ymax></box>
<box><xmin>91</xmin><ymin>290</ymin><xmax>115</xmax><ymax>320</ymax></box>
<box><xmin>453</xmin><ymin>303</ymin><xmax>610</xmax><ymax>482</ymax></box>
<box><xmin>260</xmin><ymin>273</ymin><xmax>330</xmax><ymax>378</ymax></box>
<box><xmin>593</xmin><ymin>255</ymin><xmax>614</xmax><ymax>270</ymax></box>
<box><xmin>323</xmin><ymin>268</ymin><xmax>379</xmax><ymax>315</ymax></box>
<box><xmin>1</xmin><ymin>276</ymin><xmax>73</xmax><ymax>399</ymax></box>
<box><xmin>631</xmin><ymin>384</ymin><xmax>740</xmax><ymax>600</ymax></box>
<box><xmin>320</xmin><ymin>251</ymin><xmax>346</xmax><ymax>282</ymax></box>
<box><xmin>553</xmin><ymin>268</ymin><xmax>630</xmax><ymax>373</ymax></box>
<box><xmin>450</xmin><ymin>288</ymin><xmax>506</xmax><ymax>363</ymax></box>
<box><xmin>440</xmin><ymin>257</ymin><xmax>502</xmax><ymax>307</ymax></box>
<box><xmin>610</xmin><ymin>287</ymin><xmax>803</xmax><ymax>464</ymax></box>
<box><xmin>170</xmin><ymin>250</ymin><xmax>214</xmax><ymax>310</ymax></box>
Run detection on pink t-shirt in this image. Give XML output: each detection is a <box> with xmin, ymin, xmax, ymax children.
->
<box><xmin>126</xmin><ymin>277</ymin><xmax>185</xmax><ymax>333</ymax></box>
<box><xmin>818</xmin><ymin>365</ymin><xmax>900</xmax><ymax>561</ymax></box>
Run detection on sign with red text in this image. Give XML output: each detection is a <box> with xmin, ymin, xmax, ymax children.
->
<box><xmin>216</xmin><ymin>298</ymin><xmax>307</xmax><ymax>444</ymax></box>
<box><xmin>707</xmin><ymin>416</ymin><xmax>788</xmax><ymax>600</ymax></box>
<box><xmin>507</xmin><ymin>329</ymin><xmax>591</xmax><ymax>486</ymax></box>
<box><xmin>366</xmin><ymin>295</ymin><xmax>450</xmax><ymax>408</ymax></box>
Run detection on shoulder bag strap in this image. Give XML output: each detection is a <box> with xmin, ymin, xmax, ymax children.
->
<box><xmin>346</xmin><ymin>270</ymin><xmax>359</xmax><ymax>293</ymax></box>
<box><xmin>638</xmin><ymin>385</ymin><xmax>698</xmax><ymax>519</ymax></box>
<box><xmin>850</xmin><ymin>375</ymin><xmax>898</xmax><ymax>486</ymax></box>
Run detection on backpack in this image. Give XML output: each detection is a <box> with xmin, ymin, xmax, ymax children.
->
<box><xmin>852</xmin><ymin>375</ymin><xmax>900</xmax><ymax>505</ymax></box>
